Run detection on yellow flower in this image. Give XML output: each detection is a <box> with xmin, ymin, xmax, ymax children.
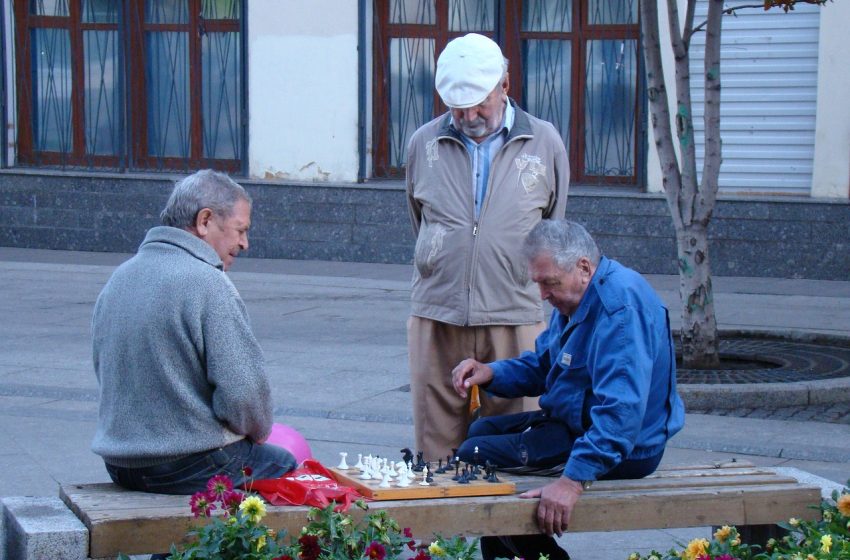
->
<box><xmin>729</xmin><ymin>537</ymin><xmax>740</xmax><ymax>547</ymax></box>
<box><xmin>682</xmin><ymin>538</ymin><xmax>709</xmax><ymax>560</ymax></box>
<box><xmin>838</xmin><ymin>494</ymin><xmax>850</xmax><ymax>517</ymax></box>
<box><xmin>789</xmin><ymin>517</ymin><xmax>800</xmax><ymax>527</ymax></box>
<box><xmin>820</xmin><ymin>534</ymin><xmax>832</xmax><ymax>553</ymax></box>
<box><xmin>806</xmin><ymin>554</ymin><xmax>816</xmax><ymax>560</ymax></box>
<box><xmin>713</xmin><ymin>525</ymin><xmax>732</xmax><ymax>542</ymax></box>
<box><xmin>255</xmin><ymin>534</ymin><xmax>267</xmax><ymax>551</ymax></box>
<box><xmin>428</xmin><ymin>541</ymin><xmax>445</xmax><ymax>556</ymax></box>
<box><xmin>628</xmin><ymin>554</ymin><xmax>640</xmax><ymax>560</ymax></box>
<box><xmin>239</xmin><ymin>495</ymin><xmax>267</xmax><ymax>523</ymax></box>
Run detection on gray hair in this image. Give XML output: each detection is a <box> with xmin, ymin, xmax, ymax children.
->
<box><xmin>160</xmin><ymin>169</ymin><xmax>251</xmax><ymax>229</ymax></box>
<box><xmin>523</xmin><ymin>219</ymin><xmax>601</xmax><ymax>271</ymax></box>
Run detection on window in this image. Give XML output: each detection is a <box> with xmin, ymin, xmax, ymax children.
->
<box><xmin>373</xmin><ymin>0</ymin><xmax>642</xmax><ymax>185</ymax></box>
<box><xmin>13</xmin><ymin>0</ymin><xmax>244</xmax><ymax>172</ymax></box>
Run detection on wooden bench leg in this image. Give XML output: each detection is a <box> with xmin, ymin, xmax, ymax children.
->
<box><xmin>724</xmin><ymin>524</ymin><xmax>789</xmax><ymax>549</ymax></box>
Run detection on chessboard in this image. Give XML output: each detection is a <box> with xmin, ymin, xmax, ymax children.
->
<box><xmin>328</xmin><ymin>455</ymin><xmax>516</xmax><ymax>501</ymax></box>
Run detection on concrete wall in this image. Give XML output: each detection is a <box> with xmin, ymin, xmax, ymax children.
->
<box><xmin>247</xmin><ymin>1</ymin><xmax>361</xmax><ymax>183</ymax></box>
<box><xmin>811</xmin><ymin>0</ymin><xmax>850</xmax><ymax>199</ymax></box>
<box><xmin>1</xmin><ymin>172</ymin><xmax>846</xmax><ymax>280</ymax></box>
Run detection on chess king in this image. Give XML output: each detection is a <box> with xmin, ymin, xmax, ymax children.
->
<box><xmin>451</xmin><ymin>220</ymin><xmax>685</xmax><ymax>560</ymax></box>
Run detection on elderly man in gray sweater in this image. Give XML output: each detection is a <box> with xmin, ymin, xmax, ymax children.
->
<box><xmin>91</xmin><ymin>169</ymin><xmax>295</xmax><ymax>494</ymax></box>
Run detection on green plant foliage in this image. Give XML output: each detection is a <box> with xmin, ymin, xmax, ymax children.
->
<box><xmin>627</xmin><ymin>479</ymin><xmax>850</xmax><ymax>560</ymax></box>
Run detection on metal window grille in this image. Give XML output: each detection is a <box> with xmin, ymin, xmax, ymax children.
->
<box><xmin>13</xmin><ymin>0</ymin><xmax>244</xmax><ymax>173</ymax></box>
<box><xmin>373</xmin><ymin>0</ymin><xmax>643</xmax><ymax>186</ymax></box>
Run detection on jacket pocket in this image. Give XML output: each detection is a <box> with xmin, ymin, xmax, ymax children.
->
<box><xmin>413</xmin><ymin>223</ymin><xmax>447</xmax><ymax>279</ymax></box>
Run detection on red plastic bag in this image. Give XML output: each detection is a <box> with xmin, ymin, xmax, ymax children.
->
<box><xmin>249</xmin><ymin>459</ymin><xmax>365</xmax><ymax>512</ymax></box>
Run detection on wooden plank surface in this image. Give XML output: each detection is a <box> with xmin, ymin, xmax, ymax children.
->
<box><xmin>329</xmin><ymin>466</ymin><xmax>516</xmax><ymax>500</ymax></box>
<box><xmin>60</xmin><ymin>462</ymin><xmax>823</xmax><ymax>558</ymax></box>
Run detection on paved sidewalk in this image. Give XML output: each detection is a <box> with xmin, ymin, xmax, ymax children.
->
<box><xmin>1</xmin><ymin>246</ymin><xmax>849</xmax><ymax>559</ymax></box>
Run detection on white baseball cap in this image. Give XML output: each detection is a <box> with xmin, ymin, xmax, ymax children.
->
<box><xmin>435</xmin><ymin>33</ymin><xmax>506</xmax><ymax>109</ymax></box>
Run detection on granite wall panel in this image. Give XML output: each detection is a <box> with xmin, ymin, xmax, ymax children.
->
<box><xmin>0</xmin><ymin>172</ymin><xmax>847</xmax><ymax>280</ymax></box>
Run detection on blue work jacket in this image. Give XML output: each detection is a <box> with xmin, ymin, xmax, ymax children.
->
<box><xmin>487</xmin><ymin>256</ymin><xmax>685</xmax><ymax>481</ymax></box>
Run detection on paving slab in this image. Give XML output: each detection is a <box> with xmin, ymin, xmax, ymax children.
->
<box><xmin>1</xmin><ymin>247</ymin><xmax>849</xmax><ymax>560</ymax></box>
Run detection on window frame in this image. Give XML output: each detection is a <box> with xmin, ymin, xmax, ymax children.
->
<box><xmin>372</xmin><ymin>0</ymin><xmax>644</xmax><ymax>186</ymax></box>
<box><xmin>12</xmin><ymin>0</ymin><xmax>245</xmax><ymax>173</ymax></box>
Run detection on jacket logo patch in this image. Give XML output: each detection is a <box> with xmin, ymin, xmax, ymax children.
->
<box><xmin>426</xmin><ymin>224</ymin><xmax>446</xmax><ymax>269</ymax></box>
<box><xmin>425</xmin><ymin>137</ymin><xmax>439</xmax><ymax>167</ymax></box>
<box><xmin>515</xmin><ymin>153</ymin><xmax>546</xmax><ymax>193</ymax></box>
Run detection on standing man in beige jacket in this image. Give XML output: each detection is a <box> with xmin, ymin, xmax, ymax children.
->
<box><xmin>406</xmin><ymin>33</ymin><xmax>570</xmax><ymax>462</ymax></box>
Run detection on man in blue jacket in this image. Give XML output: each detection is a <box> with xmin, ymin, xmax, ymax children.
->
<box><xmin>452</xmin><ymin>219</ymin><xmax>685</xmax><ymax>560</ymax></box>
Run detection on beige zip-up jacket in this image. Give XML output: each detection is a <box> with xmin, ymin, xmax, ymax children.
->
<box><xmin>406</xmin><ymin>101</ymin><xmax>569</xmax><ymax>326</ymax></box>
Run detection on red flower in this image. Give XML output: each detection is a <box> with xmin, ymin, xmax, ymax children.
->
<box><xmin>299</xmin><ymin>534</ymin><xmax>321</xmax><ymax>560</ymax></box>
<box><xmin>221</xmin><ymin>490</ymin><xmax>244</xmax><ymax>514</ymax></box>
<box><xmin>242</xmin><ymin>466</ymin><xmax>253</xmax><ymax>477</ymax></box>
<box><xmin>365</xmin><ymin>541</ymin><xmax>386</xmax><ymax>560</ymax></box>
<box><xmin>413</xmin><ymin>550</ymin><xmax>431</xmax><ymax>560</ymax></box>
<box><xmin>403</xmin><ymin>527</ymin><xmax>416</xmax><ymax>549</ymax></box>
<box><xmin>189</xmin><ymin>491</ymin><xmax>216</xmax><ymax>518</ymax></box>
<box><xmin>206</xmin><ymin>474</ymin><xmax>234</xmax><ymax>499</ymax></box>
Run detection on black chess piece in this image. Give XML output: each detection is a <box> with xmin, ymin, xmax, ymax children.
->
<box><xmin>457</xmin><ymin>466</ymin><xmax>470</xmax><ymax>484</ymax></box>
<box><xmin>400</xmin><ymin>448</ymin><xmax>414</xmax><ymax>465</ymax></box>
<box><xmin>451</xmin><ymin>461</ymin><xmax>461</xmax><ymax>481</ymax></box>
<box><xmin>412</xmin><ymin>451</ymin><xmax>425</xmax><ymax>472</ymax></box>
<box><xmin>435</xmin><ymin>458</ymin><xmax>446</xmax><ymax>474</ymax></box>
<box><xmin>466</xmin><ymin>462</ymin><xmax>478</xmax><ymax>481</ymax></box>
<box><xmin>486</xmin><ymin>462</ymin><xmax>500</xmax><ymax>483</ymax></box>
<box><xmin>425</xmin><ymin>469</ymin><xmax>434</xmax><ymax>483</ymax></box>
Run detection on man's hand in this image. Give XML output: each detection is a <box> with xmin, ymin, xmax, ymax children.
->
<box><xmin>518</xmin><ymin>477</ymin><xmax>584</xmax><ymax>536</ymax></box>
<box><xmin>451</xmin><ymin>359</ymin><xmax>494</xmax><ymax>398</ymax></box>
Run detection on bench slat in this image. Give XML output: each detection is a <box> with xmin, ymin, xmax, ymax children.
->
<box><xmin>61</xmin><ymin>464</ymin><xmax>822</xmax><ymax>558</ymax></box>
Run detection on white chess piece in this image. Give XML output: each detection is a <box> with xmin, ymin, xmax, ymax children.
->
<box><xmin>378</xmin><ymin>470</ymin><xmax>392</xmax><ymax>488</ymax></box>
<box><xmin>337</xmin><ymin>452</ymin><xmax>349</xmax><ymax>470</ymax></box>
<box><xmin>418</xmin><ymin>465</ymin><xmax>431</xmax><ymax>486</ymax></box>
<box><xmin>354</xmin><ymin>453</ymin><xmax>364</xmax><ymax>470</ymax></box>
<box><xmin>359</xmin><ymin>457</ymin><xmax>373</xmax><ymax>480</ymax></box>
<box><xmin>397</xmin><ymin>464</ymin><xmax>411</xmax><ymax>487</ymax></box>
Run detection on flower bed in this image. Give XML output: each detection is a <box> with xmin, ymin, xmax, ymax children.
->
<box><xmin>628</xmin><ymin>481</ymin><xmax>850</xmax><ymax>560</ymax></box>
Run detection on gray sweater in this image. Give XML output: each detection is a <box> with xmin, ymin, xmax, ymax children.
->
<box><xmin>91</xmin><ymin>226</ymin><xmax>273</xmax><ymax>468</ymax></box>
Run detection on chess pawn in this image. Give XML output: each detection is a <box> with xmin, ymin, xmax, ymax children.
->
<box><xmin>418</xmin><ymin>466</ymin><xmax>431</xmax><ymax>486</ymax></box>
<box><xmin>378</xmin><ymin>471</ymin><xmax>392</xmax><ymax>488</ymax></box>
<box><xmin>388</xmin><ymin>461</ymin><xmax>397</xmax><ymax>479</ymax></box>
<box><xmin>353</xmin><ymin>453</ymin><xmax>364</xmax><ymax>470</ymax></box>
<box><xmin>337</xmin><ymin>452</ymin><xmax>349</xmax><ymax>470</ymax></box>
<box><xmin>397</xmin><ymin>467</ymin><xmax>411</xmax><ymax>487</ymax></box>
<box><xmin>359</xmin><ymin>463</ymin><xmax>372</xmax><ymax>480</ymax></box>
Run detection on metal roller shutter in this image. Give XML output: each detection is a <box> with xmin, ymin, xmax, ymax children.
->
<box><xmin>689</xmin><ymin>1</ymin><xmax>820</xmax><ymax>194</ymax></box>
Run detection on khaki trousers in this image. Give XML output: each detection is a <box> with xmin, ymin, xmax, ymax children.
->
<box><xmin>407</xmin><ymin>316</ymin><xmax>544</xmax><ymax>462</ymax></box>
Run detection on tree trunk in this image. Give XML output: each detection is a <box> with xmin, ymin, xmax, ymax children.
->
<box><xmin>676</xmin><ymin>223</ymin><xmax>720</xmax><ymax>368</ymax></box>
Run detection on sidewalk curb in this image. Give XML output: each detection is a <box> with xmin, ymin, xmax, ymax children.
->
<box><xmin>678</xmin><ymin>329</ymin><xmax>850</xmax><ymax>410</ymax></box>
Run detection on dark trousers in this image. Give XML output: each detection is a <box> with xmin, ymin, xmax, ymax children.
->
<box><xmin>457</xmin><ymin>410</ymin><xmax>664</xmax><ymax>560</ymax></box>
<box><xmin>105</xmin><ymin>438</ymin><xmax>296</xmax><ymax>495</ymax></box>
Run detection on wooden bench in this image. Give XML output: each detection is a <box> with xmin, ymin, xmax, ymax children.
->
<box><xmin>60</xmin><ymin>461</ymin><xmax>822</xmax><ymax>559</ymax></box>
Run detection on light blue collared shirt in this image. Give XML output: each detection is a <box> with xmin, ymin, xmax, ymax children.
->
<box><xmin>452</xmin><ymin>102</ymin><xmax>515</xmax><ymax>217</ymax></box>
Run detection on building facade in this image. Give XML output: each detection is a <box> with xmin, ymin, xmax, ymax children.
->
<box><xmin>1</xmin><ymin>0</ymin><xmax>848</xmax><ymax>279</ymax></box>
